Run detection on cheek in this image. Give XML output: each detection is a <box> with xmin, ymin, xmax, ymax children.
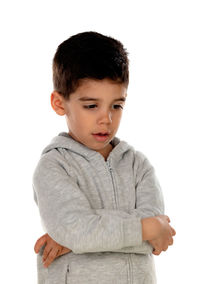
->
<box><xmin>73</xmin><ymin>110</ymin><xmax>93</xmax><ymax>127</ymax></box>
<box><xmin>113</xmin><ymin>112</ymin><xmax>122</xmax><ymax>123</ymax></box>
<box><xmin>78</xmin><ymin>110</ymin><xmax>90</xmax><ymax>121</ymax></box>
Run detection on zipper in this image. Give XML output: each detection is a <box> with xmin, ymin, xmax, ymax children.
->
<box><xmin>107</xmin><ymin>159</ymin><xmax>132</xmax><ymax>284</ymax></box>
<box><xmin>128</xmin><ymin>255</ymin><xmax>133</xmax><ymax>283</ymax></box>
<box><xmin>106</xmin><ymin>159</ymin><xmax>118</xmax><ymax>209</ymax></box>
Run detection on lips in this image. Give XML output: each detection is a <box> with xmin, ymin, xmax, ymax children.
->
<box><xmin>93</xmin><ymin>131</ymin><xmax>110</xmax><ymax>135</ymax></box>
<box><xmin>92</xmin><ymin>132</ymin><xmax>110</xmax><ymax>142</ymax></box>
<box><xmin>94</xmin><ymin>133</ymin><xmax>108</xmax><ymax>136</ymax></box>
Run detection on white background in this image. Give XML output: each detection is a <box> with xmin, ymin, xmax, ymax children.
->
<box><xmin>1</xmin><ymin>0</ymin><xmax>200</xmax><ymax>283</ymax></box>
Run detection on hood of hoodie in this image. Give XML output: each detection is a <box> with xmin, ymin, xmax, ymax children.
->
<box><xmin>41</xmin><ymin>132</ymin><xmax>132</xmax><ymax>162</ymax></box>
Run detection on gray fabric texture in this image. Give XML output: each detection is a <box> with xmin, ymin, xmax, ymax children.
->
<box><xmin>33</xmin><ymin>132</ymin><xmax>164</xmax><ymax>283</ymax></box>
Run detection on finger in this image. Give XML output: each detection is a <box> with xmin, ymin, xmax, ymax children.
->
<box><xmin>152</xmin><ymin>249</ymin><xmax>161</xmax><ymax>256</ymax></box>
<box><xmin>152</xmin><ymin>246</ymin><xmax>161</xmax><ymax>255</ymax></box>
<box><xmin>171</xmin><ymin>227</ymin><xmax>176</xmax><ymax>236</ymax></box>
<box><xmin>169</xmin><ymin>226</ymin><xmax>176</xmax><ymax>236</ymax></box>
<box><xmin>56</xmin><ymin>248</ymin><xmax>62</xmax><ymax>257</ymax></box>
<box><xmin>162</xmin><ymin>245</ymin><xmax>168</xmax><ymax>251</ymax></box>
<box><xmin>43</xmin><ymin>245</ymin><xmax>52</xmax><ymax>262</ymax></box>
<box><xmin>34</xmin><ymin>235</ymin><xmax>47</xmax><ymax>253</ymax></box>
<box><xmin>59</xmin><ymin>247</ymin><xmax>71</xmax><ymax>256</ymax></box>
<box><xmin>43</xmin><ymin>249</ymin><xmax>59</xmax><ymax>268</ymax></box>
<box><xmin>169</xmin><ymin>238</ymin><xmax>174</xmax><ymax>246</ymax></box>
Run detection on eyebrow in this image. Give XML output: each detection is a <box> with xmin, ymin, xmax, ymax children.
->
<box><xmin>78</xmin><ymin>97</ymin><xmax>126</xmax><ymax>102</ymax></box>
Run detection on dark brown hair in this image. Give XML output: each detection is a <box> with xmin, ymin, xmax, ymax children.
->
<box><xmin>53</xmin><ymin>31</ymin><xmax>129</xmax><ymax>100</ymax></box>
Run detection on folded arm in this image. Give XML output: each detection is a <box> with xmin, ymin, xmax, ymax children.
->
<box><xmin>33</xmin><ymin>156</ymin><xmax>143</xmax><ymax>254</ymax></box>
<box><xmin>33</xmin><ymin>151</ymin><xmax>164</xmax><ymax>255</ymax></box>
<box><xmin>106</xmin><ymin>151</ymin><xmax>165</xmax><ymax>254</ymax></box>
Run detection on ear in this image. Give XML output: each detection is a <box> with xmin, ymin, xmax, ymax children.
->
<box><xmin>50</xmin><ymin>91</ymin><xmax>66</xmax><ymax>116</ymax></box>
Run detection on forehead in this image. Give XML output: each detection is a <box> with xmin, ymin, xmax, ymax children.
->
<box><xmin>73</xmin><ymin>78</ymin><xmax>127</xmax><ymax>101</ymax></box>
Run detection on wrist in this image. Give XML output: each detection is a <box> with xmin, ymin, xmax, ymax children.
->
<box><xmin>141</xmin><ymin>216</ymin><xmax>160</xmax><ymax>241</ymax></box>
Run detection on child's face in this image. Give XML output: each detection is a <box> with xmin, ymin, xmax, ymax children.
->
<box><xmin>51</xmin><ymin>78</ymin><xmax>127</xmax><ymax>160</ymax></box>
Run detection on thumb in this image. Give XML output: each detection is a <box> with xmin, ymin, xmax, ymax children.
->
<box><xmin>34</xmin><ymin>234</ymin><xmax>47</xmax><ymax>253</ymax></box>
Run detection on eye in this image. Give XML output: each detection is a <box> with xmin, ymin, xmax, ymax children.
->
<box><xmin>83</xmin><ymin>104</ymin><xmax>97</xmax><ymax>109</ymax></box>
<box><xmin>83</xmin><ymin>104</ymin><xmax>124</xmax><ymax>110</ymax></box>
<box><xmin>113</xmin><ymin>105</ymin><xmax>123</xmax><ymax>109</ymax></box>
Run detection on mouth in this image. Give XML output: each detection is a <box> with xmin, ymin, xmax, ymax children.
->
<box><xmin>93</xmin><ymin>132</ymin><xmax>109</xmax><ymax>136</ymax></box>
<box><xmin>92</xmin><ymin>132</ymin><xmax>110</xmax><ymax>141</ymax></box>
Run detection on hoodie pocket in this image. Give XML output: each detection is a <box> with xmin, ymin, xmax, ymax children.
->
<box><xmin>65</xmin><ymin>252</ymin><xmax>128</xmax><ymax>284</ymax></box>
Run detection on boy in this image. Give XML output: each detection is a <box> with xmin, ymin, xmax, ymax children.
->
<box><xmin>33</xmin><ymin>31</ymin><xmax>176</xmax><ymax>284</ymax></box>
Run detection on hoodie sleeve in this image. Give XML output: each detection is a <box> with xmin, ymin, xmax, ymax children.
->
<box><xmin>132</xmin><ymin>151</ymin><xmax>165</xmax><ymax>218</ymax></box>
<box><xmin>105</xmin><ymin>151</ymin><xmax>165</xmax><ymax>255</ymax></box>
<box><xmin>33</xmin><ymin>155</ymin><xmax>144</xmax><ymax>254</ymax></box>
<box><xmin>94</xmin><ymin>209</ymin><xmax>153</xmax><ymax>254</ymax></box>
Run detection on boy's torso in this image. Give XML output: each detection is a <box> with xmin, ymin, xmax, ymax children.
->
<box><xmin>34</xmin><ymin>133</ymin><xmax>157</xmax><ymax>284</ymax></box>
<box><xmin>54</xmin><ymin>146</ymin><xmax>136</xmax><ymax>213</ymax></box>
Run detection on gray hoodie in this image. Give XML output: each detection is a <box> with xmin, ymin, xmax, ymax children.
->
<box><xmin>33</xmin><ymin>132</ymin><xmax>164</xmax><ymax>284</ymax></box>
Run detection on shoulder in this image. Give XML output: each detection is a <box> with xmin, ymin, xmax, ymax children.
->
<box><xmin>123</xmin><ymin>140</ymin><xmax>150</xmax><ymax>166</ymax></box>
<box><xmin>32</xmin><ymin>147</ymin><xmax>73</xmax><ymax>182</ymax></box>
<box><xmin>123</xmin><ymin>141</ymin><xmax>154</xmax><ymax>176</ymax></box>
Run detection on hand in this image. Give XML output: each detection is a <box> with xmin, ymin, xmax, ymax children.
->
<box><xmin>34</xmin><ymin>233</ymin><xmax>72</xmax><ymax>268</ymax></box>
<box><xmin>148</xmin><ymin>216</ymin><xmax>176</xmax><ymax>255</ymax></box>
<box><xmin>149</xmin><ymin>235</ymin><xmax>174</xmax><ymax>255</ymax></box>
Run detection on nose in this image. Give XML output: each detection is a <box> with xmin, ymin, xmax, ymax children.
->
<box><xmin>97</xmin><ymin>109</ymin><xmax>112</xmax><ymax>124</ymax></box>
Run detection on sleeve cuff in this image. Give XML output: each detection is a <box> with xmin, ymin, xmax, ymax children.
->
<box><xmin>123</xmin><ymin>217</ymin><xmax>143</xmax><ymax>247</ymax></box>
